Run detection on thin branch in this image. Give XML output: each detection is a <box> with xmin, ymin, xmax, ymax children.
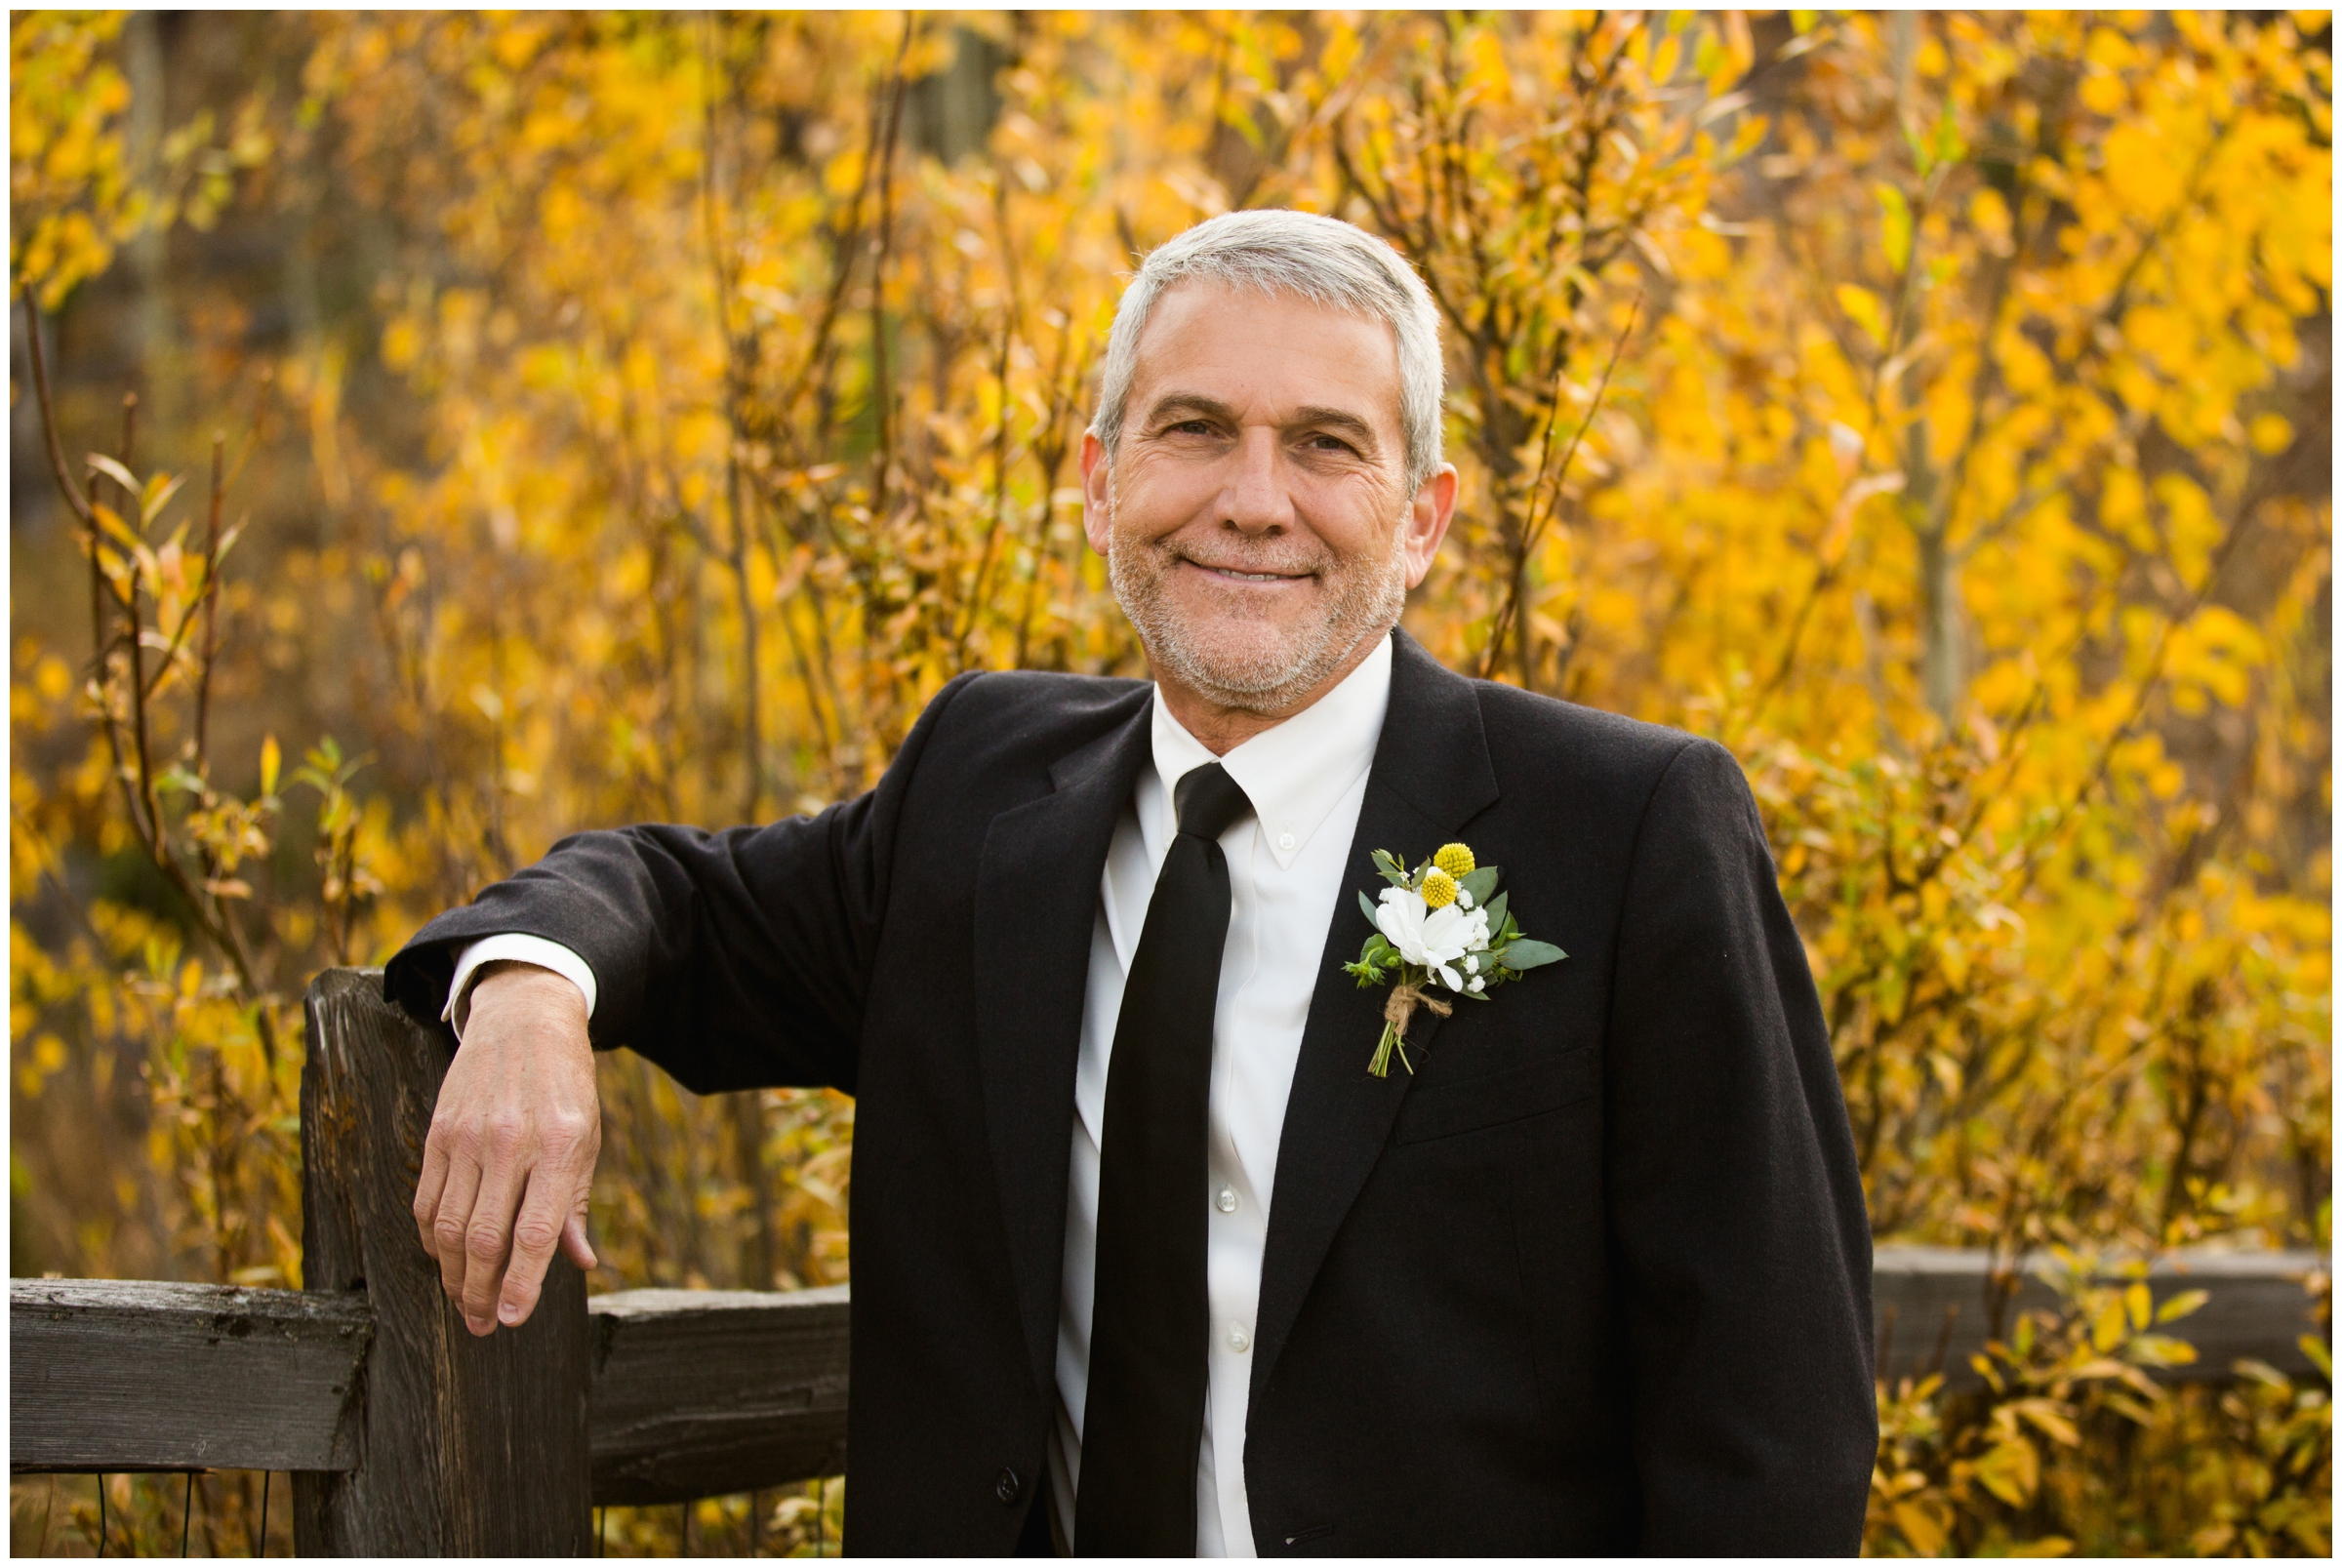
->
<box><xmin>195</xmin><ymin>434</ymin><xmax>224</xmax><ymax>765</ymax></box>
<box><xmin>19</xmin><ymin>299</ymin><xmax>96</xmax><ymax>526</ymax></box>
<box><xmin>1477</xmin><ymin>295</ymin><xmax>1641</xmax><ymax>680</ymax></box>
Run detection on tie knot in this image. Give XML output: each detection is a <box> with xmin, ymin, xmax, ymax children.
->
<box><xmin>1173</xmin><ymin>762</ymin><xmax>1252</xmax><ymax>842</ymax></box>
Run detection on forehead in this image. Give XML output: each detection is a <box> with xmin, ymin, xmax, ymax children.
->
<box><xmin>1128</xmin><ymin>280</ymin><xmax>1403</xmax><ymax>429</ymax></box>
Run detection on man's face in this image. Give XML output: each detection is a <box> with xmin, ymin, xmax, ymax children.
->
<box><xmin>1081</xmin><ymin>282</ymin><xmax>1457</xmax><ymax>715</ymax></box>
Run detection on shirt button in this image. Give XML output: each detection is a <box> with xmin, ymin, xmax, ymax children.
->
<box><xmin>1278</xmin><ymin>831</ymin><xmax>1296</xmax><ymax>851</ymax></box>
<box><xmin>1216</xmin><ymin>1186</ymin><xmax>1238</xmax><ymax>1213</ymax></box>
<box><xmin>994</xmin><ymin>1466</ymin><xmax>1023</xmax><ymax>1505</ymax></box>
<box><xmin>1227</xmin><ymin>1323</ymin><xmax>1251</xmax><ymax>1352</ymax></box>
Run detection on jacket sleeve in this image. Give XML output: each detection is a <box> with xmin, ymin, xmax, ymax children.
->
<box><xmin>383</xmin><ymin>672</ymin><xmax>978</xmax><ymax>1098</ymax></box>
<box><xmin>1603</xmin><ymin>737</ymin><xmax>1876</xmax><ymax>1554</ymax></box>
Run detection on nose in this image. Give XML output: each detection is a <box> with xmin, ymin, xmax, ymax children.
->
<box><xmin>1218</xmin><ymin>427</ymin><xmax>1293</xmax><ymax>538</ymax></box>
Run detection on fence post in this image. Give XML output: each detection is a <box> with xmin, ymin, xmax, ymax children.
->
<box><xmin>294</xmin><ymin>968</ymin><xmax>593</xmax><ymax>1555</ymax></box>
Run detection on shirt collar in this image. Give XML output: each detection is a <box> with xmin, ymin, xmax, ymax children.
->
<box><xmin>1148</xmin><ymin>632</ymin><xmax>1393</xmax><ymax>870</ymax></box>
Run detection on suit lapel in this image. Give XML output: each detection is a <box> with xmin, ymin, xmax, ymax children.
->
<box><xmin>1251</xmin><ymin>631</ymin><xmax>1501</xmax><ymax>1388</ymax></box>
<box><xmin>973</xmin><ymin>688</ymin><xmax>1153</xmax><ymax>1404</ymax></box>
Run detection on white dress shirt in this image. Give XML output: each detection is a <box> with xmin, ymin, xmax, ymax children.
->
<box><xmin>445</xmin><ymin>635</ymin><xmax>1393</xmax><ymax>1558</ymax></box>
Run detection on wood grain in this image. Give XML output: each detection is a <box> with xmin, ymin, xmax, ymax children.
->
<box><xmin>1873</xmin><ymin>1244</ymin><xmax>2326</xmax><ymax>1390</ymax></box>
<box><xmin>10</xmin><ymin>1278</ymin><xmax>370</xmax><ymax>1473</ymax></box>
<box><xmin>587</xmin><ymin>1285</ymin><xmax>850</xmax><ymax>1505</ymax></box>
<box><xmin>293</xmin><ymin>967</ymin><xmax>593</xmax><ymax>1555</ymax></box>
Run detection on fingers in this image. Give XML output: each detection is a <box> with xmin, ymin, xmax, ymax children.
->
<box><xmin>413</xmin><ymin>1135</ymin><xmax>452</xmax><ymax>1258</ymax></box>
<box><xmin>461</xmin><ymin>1155</ymin><xmax>526</xmax><ymax>1334</ymax></box>
<box><xmin>560</xmin><ymin>1208</ymin><xmax>598</xmax><ymax>1273</ymax></box>
<box><xmin>498</xmin><ymin>1170</ymin><xmax>573</xmax><ymax>1328</ymax></box>
<box><xmin>431</xmin><ymin>1153</ymin><xmax>485</xmax><ymax>1316</ymax></box>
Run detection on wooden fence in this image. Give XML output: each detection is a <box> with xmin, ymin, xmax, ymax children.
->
<box><xmin>10</xmin><ymin>968</ymin><xmax>2328</xmax><ymax>1553</ymax></box>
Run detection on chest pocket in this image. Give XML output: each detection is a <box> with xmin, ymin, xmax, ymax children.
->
<box><xmin>1393</xmin><ymin>1046</ymin><xmax>1601</xmax><ymax>1145</ymax></box>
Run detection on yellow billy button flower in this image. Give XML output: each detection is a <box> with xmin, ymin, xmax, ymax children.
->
<box><xmin>1433</xmin><ymin>842</ymin><xmax>1476</xmax><ymax>880</ymax></box>
<box><xmin>1420</xmin><ymin>867</ymin><xmax>1460</xmax><ymax>909</ymax></box>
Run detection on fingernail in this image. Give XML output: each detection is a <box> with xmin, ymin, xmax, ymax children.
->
<box><xmin>499</xmin><ymin>1301</ymin><xmax>521</xmax><ymax>1325</ymax></box>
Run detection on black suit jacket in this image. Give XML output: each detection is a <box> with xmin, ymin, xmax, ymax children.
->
<box><xmin>387</xmin><ymin>629</ymin><xmax>1877</xmax><ymax>1555</ymax></box>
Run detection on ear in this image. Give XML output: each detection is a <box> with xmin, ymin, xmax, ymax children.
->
<box><xmin>1399</xmin><ymin>463</ymin><xmax>1460</xmax><ymax>589</ymax></box>
<box><xmin>1079</xmin><ymin>430</ymin><xmax>1113</xmax><ymax>559</ymax></box>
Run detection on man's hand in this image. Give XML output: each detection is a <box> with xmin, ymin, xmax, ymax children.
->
<box><xmin>413</xmin><ymin>961</ymin><xmax>601</xmax><ymax>1335</ymax></box>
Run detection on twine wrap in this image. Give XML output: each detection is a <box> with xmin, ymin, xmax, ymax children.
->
<box><xmin>1383</xmin><ymin>981</ymin><xmax>1453</xmax><ymax>1041</ymax></box>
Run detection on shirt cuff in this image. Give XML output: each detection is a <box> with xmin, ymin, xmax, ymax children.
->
<box><xmin>445</xmin><ymin>934</ymin><xmax>598</xmax><ymax>1041</ymax></box>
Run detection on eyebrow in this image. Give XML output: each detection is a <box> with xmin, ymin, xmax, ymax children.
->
<box><xmin>1142</xmin><ymin>392</ymin><xmax>1385</xmax><ymax>452</ymax></box>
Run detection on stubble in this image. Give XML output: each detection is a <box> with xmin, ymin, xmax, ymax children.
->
<box><xmin>1107</xmin><ymin>498</ymin><xmax>1409</xmax><ymax>716</ymax></box>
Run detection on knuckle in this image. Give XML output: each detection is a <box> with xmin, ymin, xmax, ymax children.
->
<box><xmin>464</xmin><ymin>1224</ymin><xmax>506</xmax><ymax>1262</ymax></box>
<box><xmin>512</xmin><ymin>1218</ymin><xmax>559</xmax><ymax>1256</ymax></box>
<box><xmin>433</xmin><ymin>1217</ymin><xmax>467</xmax><ymax>1251</ymax></box>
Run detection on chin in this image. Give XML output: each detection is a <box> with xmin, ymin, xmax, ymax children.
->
<box><xmin>1166</xmin><ymin>622</ymin><xmax>1314</xmax><ymax>696</ymax></box>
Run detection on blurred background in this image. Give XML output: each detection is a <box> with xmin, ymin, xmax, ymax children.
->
<box><xmin>10</xmin><ymin>10</ymin><xmax>2330</xmax><ymax>1555</ymax></box>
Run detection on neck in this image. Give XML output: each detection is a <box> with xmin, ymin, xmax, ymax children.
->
<box><xmin>1150</xmin><ymin>627</ymin><xmax>1391</xmax><ymax>756</ymax></box>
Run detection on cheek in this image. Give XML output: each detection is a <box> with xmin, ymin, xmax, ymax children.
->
<box><xmin>1110</xmin><ymin>449</ymin><xmax>1205</xmax><ymax>516</ymax></box>
<box><xmin>1319</xmin><ymin>479</ymin><xmax>1405</xmax><ymax>559</ymax></box>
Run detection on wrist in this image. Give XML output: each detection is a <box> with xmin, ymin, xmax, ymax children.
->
<box><xmin>468</xmin><ymin>961</ymin><xmax>590</xmax><ymax>1030</ymax></box>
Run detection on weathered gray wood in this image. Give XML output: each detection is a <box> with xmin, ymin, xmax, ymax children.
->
<box><xmin>1874</xmin><ymin>1244</ymin><xmax>2326</xmax><ymax>1390</ymax></box>
<box><xmin>587</xmin><ymin>1285</ymin><xmax>850</xmax><ymax>1505</ymax></box>
<box><xmin>10</xmin><ymin>1278</ymin><xmax>370</xmax><ymax>1473</ymax></box>
<box><xmin>294</xmin><ymin>967</ymin><xmax>593</xmax><ymax>1556</ymax></box>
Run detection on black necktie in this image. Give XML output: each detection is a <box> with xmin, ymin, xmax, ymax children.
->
<box><xmin>1077</xmin><ymin>761</ymin><xmax>1254</xmax><ymax>1556</ymax></box>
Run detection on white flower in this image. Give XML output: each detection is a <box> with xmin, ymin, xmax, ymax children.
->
<box><xmin>1376</xmin><ymin>887</ymin><xmax>1475</xmax><ymax>991</ymax></box>
<box><xmin>1468</xmin><ymin>976</ymin><xmax>1484</xmax><ymax>993</ymax></box>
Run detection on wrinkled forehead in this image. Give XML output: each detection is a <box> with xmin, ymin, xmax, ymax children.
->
<box><xmin>1127</xmin><ymin>278</ymin><xmax>1406</xmax><ymax>422</ymax></box>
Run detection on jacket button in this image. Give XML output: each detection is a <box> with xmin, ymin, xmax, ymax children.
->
<box><xmin>994</xmin><ymin>1466</ymin><xmax>1023</xmax><ymax>1505</ymax></box>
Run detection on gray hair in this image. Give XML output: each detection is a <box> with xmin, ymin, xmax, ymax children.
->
<box><xmin>1090</xmin><ymin>209</ymin><xmax>1445</xmax><ymax>494</ymax></box>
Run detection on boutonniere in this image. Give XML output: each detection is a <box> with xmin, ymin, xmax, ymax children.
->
<box><xmin>1342</xmin><ymin>842</ymin><xmax>1565</xmax><ymax>1077</ymax></box>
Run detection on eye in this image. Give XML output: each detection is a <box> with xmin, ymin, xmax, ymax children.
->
<box><xmin>1164</xmin><ymin>419</ymin><xmax>1217</xmax><ymax>437</ymax></box>
<box><xmin>1304</xmin><ymin>431</ymin><xmax>1360</xmax><ymax>456</ymax></box>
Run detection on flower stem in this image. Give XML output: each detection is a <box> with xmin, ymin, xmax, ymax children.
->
<box><xmin>1367</xmin><ymin>1020</ymin><xmax>1417</xmax><ymax>1077</ymax></box>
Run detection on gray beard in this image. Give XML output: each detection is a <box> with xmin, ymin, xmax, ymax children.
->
<box><xmin>1108</xmin><ymin>531</ymin><xmax>1408</xmax><ymax>715</ymax></box>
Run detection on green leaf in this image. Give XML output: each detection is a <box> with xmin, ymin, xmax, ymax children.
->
<box><xmin>2301</xmin><ymin>1334</ymin><xmax>2332</xmax><ymax>1379</ymax></box>
<box><xmin>1358</xmin><ymin>889</ymin><xmax>1382</xmax><ymax>924</ymax></box>
<box><xmin>2124</xmin><ymin>1334</ymin><xmax>2198</xmax><ymax>1368</ymax></box>
<box><xmin>86</xmin><ymin>452</ymin><xmax>141</xmax><ymax>500</ymax></box>
<box><xmin>1931</xmin><ymin>104</ymin><xmax>1967</xmax><ymax>170</ymax></box>
<box><xmin>1480</xmin><ymin>890</ymin><xmax>1509</xmax><ymax>931</ymax></box>
<box><xmin>1876</xmin><ymin>182</ymin><xmax>1913</xmax><ymax>274</ymax></box>
<box><xmin>1498</xmin><ymin>939</ymin><xmax>1566</xmax><ymax>971</ymax></box>
<box><xmin>2155</xmin><ymin>1289</ymin><xmax>2210</xmax><ymax>1325</ymax></box>
<box><xmin>1459</xmin><ymin>865</ymin><xmax>1500</xmax><ymax>905</ymax></box>
<box><xmin>1371</xmin><ymin>848</ymin><xmax>1411</xmax><ymax>887</ymax></box>
<box><xmin>140</xmin><ymin>469</ymin><xmax>186</xmax><ymax>527</ymax></box>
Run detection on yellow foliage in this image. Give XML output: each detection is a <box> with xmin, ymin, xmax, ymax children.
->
<box><xmin>7</xmin><ymin>12</ymin><xmax>2330</xmax><ymax>1554</ymax></box>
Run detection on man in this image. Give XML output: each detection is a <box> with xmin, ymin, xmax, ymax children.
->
<box><xmin>388</xmin><ymin>209</ymin><xmax>1876</xmax><ymax>1555</ymax></box>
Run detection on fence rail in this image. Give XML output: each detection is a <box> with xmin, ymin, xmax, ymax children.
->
<box><xmin>8</xmin><ymin>969</ymin><xmax>2329</xmax><ymax>1553</ymax></box>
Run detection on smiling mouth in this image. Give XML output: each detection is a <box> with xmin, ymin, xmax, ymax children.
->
<box><xmin>1187</xmin><ymin>560</ymin><xmax>1313</xmax><ymax>583</ymax></box>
